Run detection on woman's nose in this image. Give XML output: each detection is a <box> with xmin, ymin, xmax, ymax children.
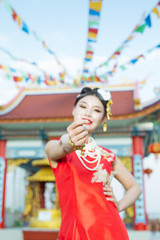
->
<box><xmin>84</xmin><ymin>108</ymin><xmax>92</xmax><ymax>116</ymax></box>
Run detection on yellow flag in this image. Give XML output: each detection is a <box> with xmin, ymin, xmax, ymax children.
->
<box><xmin>90</xmin><ymin>2</ymin><xmax>102</xmax><ymax>12</ymax></box>
<box><xmin>152</xmin><ymin>7</ymin><xmax>160</xmax><ymax>18</ymax></box>
<box><xmin>2</xmin><ymin>65</ymin><xmax>9</xmax><ymax>72</ymax></box>
<box><xmin>88</xmin><ymin>32</ymin><xmax>97</xmax><ymax>39</ymax></box>
<box><xmin>18</xmin><ymin>77</ymin><xmax>23</xmax><ymax>82</ymax></box>
<box><xmin>16</xmin><ymin>15</ymin><xmax>22</xmax><ymax>27</ymax></box>
<box><xmin>86</xmin><ymin>54</ymin><xmax>92</xmax><ymax>59</ymax></box>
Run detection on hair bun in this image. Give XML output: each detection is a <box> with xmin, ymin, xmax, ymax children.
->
<box><xmin>80</xmin><ymin>87</ymin><xmax>92</xmax><ymax>94</ymax></box>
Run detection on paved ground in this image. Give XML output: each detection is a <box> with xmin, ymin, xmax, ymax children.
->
<box><xmin>0</xmin><ymin>228</ymin><xmax>160</xmax><ymax>240</ymax></box>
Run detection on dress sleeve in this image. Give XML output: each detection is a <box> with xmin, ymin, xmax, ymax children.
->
<box><xmin>100</xmin><ymin>146</ymin><xmax>116</xmax><ymax>163</ymax></box>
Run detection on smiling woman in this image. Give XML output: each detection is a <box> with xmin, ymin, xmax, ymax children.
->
<box><xmin>45</xmin><ymin>87</ymin><xmax>142</xmax><ymax>240</ymax></box>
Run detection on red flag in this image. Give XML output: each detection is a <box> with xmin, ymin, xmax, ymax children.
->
<box><xmin>88</xmin><ymin>28</ymin><xmax>98</xmax><ymax>34</ymax></box>
<box><xmin>12</xmin><ymin>9</ymin><xmax>17</xmax><ymax>21</ymax></box>
<box><xmin>114</xmin><ymin>51</ymin><xmax>120</xmax><ymax>56</ymax></box>
<box><xmin>86</xmin><ymin>51</ymin><xmax>93</xmax><ymax>55</ymax></box>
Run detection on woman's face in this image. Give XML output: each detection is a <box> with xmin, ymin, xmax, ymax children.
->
<box><xmin>72</xmin><ymin>95</ymin><xmax>105</xmax><ymax>135</ymax></box>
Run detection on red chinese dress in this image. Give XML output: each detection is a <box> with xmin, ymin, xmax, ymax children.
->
<box><xmin>49</xmin><ymin>138</ymin><xmax>129</xmax><ymax>240</ymax></box>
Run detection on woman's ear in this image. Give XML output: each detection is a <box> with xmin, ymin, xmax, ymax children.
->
<box><xmin>101</xmin><ymin>117</ymin><xmax>106</xmax><ymax>125</ymax></box>
<box><xmin>72</xmin><ymin>107</ymin><xmax>75</xmax><ymax>116</ymax></box>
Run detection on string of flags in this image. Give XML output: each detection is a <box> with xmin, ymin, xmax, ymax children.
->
<box><xmin>95</xmin><ymin>0</ymin><xmax>160</xmax><ymax>71</ymax></box>
<box><xmin>0</xmin><ymin>46</ymin><xmax>68</xmax><ymax>86</ymax></box>
<box><xmin>1</xmin><ymin>0</ymin><xmax>70</xmax><ymax>83</ymax></box>
<box><xmin>0</xmin><ymin>62</ymin><xmax>66</xmax><ymax>86</ymax></box>
<box><xmin>103</xmin><ymin>43</ymin><xmax>160</xmax><ymax>78</ymax></box>
<box><xmin>78</xmin><ymin>43</ymin><xmax>160</xmax><ymax>84</ymax></box>
<box><xmin>81</xmin><ymin>0</ymin><xmax>103</xmax><ymax>81</ymax></box>
<box><xmin>0</xmin><ymin>0</ymin><xmax>160</xmax><ymax>87</ymax></box>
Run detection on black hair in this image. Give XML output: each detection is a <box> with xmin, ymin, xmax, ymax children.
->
<box><xmin>74</xmin><ymin>87</ymin><xmax>108</xmax><ymax>117</ymax></box>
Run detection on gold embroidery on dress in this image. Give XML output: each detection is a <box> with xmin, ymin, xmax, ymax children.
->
<box><xmin>91</xmin><ymin>164</ymin><xmax>118</xmax><ymax>186</ymax></box>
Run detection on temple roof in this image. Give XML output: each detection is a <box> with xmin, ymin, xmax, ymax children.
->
<box><xmin>32</xmin><ymin>158</ymin><xmax>50</xmax><ymax>166</ymax></box>
<box><xmin>0</xmin><ymin>87</ymin><xmax>159</xmax><ymax>124</ymax></box>
<box><xmin>27</xmin><ymin>167</ymin><xmax>55</xmax><ymax>182</ymax></box>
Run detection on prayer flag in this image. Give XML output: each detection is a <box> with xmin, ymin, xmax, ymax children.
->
<box><xmin>85</xmin><ymin>58</ymin><xmax>92</xmax><ymax>62</ymax></box>
<box><xmin>22</xmin><ymin>21</ymin><xmax>29</xmax><ymax>33</ymax></box>
<box><xmin>130</xmin><ymin>59</ymin><xmax>138</xmax><ymax>64</ymax></box>
<box><xmin>89</xmin><ymin>21</ymin><xmax>99</xmax><ymax>27</ymax></box>
<box><xmin>89</xmin><ymin>28</ymin><xmax>98</xmax><ymax>34</ymax></box>
<box><xmin>90</xmin><ymin>2</ymin><xmax>102</xmax><ymax>12</ymax></box>
<box><xmin>103</xmin><ymin>61</ymin><xmax>109</xmax><ymax>67</ymax></box>
<box><xmin>88</xmin><ymin>32</ymin><xmax>97</xmax><ymax>39</ymax></box>
<box><xmin>87</xmin><ymin>45</ymin><xmax>93</xmax><ymax>52</ymax></box>
<box><xmin>48</xmin><ymin>49</ymin><xmax>54</xmax><ymax>54</ymax></box>
<box><xmin>37</xmin><ymin>76</ymin><xmax>42</xmax><ymax>84</ymax></box>
<box><xmin>86</xmin><ymin>54</ymin><xmax>92</xmax><ymax>59</ymax></box>
<box><xmin>12</xmin><ymin>9</ymin><xmax>17</xmax><ymax>21</ymax></box>
<box><xmin>88</xmin><ymin>38</ymin><xmax>96</xmax><ymax>43</ymax></box>
<box><xmin>86</xmin><ymin>51</ymin><xmax>93</xmax><ymax>55</ymax></box>
<box><xmin>134</xmin><ymin>24</ymin><xmax>146</xmax><ymax>33</ymax></box>
<box><xmin>89</xmin><ymin>9</ymin><xmax>100</xmax><ymax>17</ymax></box>
<box><xmin>114</xmin><ymin>51</ymin><xmax>120</xmax><ymax>56</ymax></box>
<box><xmin>89</xmin><ymin>15</ymin><xmax>100</xmax><ymax>22</ymax></box>
<box><xmin>17</xmin><ymin>15</ymin><xmax>22</xmax><ymax>27</ymax></box>
<box><xmin>145</xmin><ymin>15</ymin><xmax>151</xmax><ymax>27</ymax></box>
<box><xmin>9</xmin><ymin>67</ymin><xmax>16</xmax><ymax>72</ymax></box>
<box><xmin>152</xmin><ymin>7</ymin><xmax>160</xmax><ymax>18</ymax></box>
<box><xmin>2</xmin><ymin>65</ymin><xmax>9</xmax><ymax>72</ymax></box>
<box><xmin>6</xmin><ymin>74</ymin><xmax>10</xmax><ymax>79</ymax></box>
<box><xmin>119</xmin><ymin>65</ymin><xmax>126</xmax><ymax>71</ymax></box>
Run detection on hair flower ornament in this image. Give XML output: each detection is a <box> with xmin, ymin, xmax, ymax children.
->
<box><xmin>97</xmin><ymin>89</ymin><xmax>111</xmax><ymax>101</ymax></box>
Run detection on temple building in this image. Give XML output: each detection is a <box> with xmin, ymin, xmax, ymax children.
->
<box><xmin>0</xmin><ymin>85</ymin><xmax>159</xmax><ymax>231</ymax></box>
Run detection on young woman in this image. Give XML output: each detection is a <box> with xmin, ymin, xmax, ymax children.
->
<box><xmin>45</xmin><ymin>87</ymin><xmax>141</xmax><ymax>240</ymax></box>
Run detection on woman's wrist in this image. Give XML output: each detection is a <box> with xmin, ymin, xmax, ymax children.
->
<box><xmin>60</xmin><ymin>134</ymin><xmax>73</xmax><ymax>153</ymax></box>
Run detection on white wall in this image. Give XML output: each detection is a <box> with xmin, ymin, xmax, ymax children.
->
<box><xmin>143</xmin><ymin>153</ymin><xmax>160</xmax><ymax>219</ymax></box>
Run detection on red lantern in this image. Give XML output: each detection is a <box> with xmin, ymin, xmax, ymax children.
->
<box><xmin>148</xmin><ymin>142</ymin><xmax>160</xmax><ymax>158</ymax></box>
<box><xmin>144</xmin><ymin>168</ymin><xmax>153</xmax><ymax>176</ymax></box>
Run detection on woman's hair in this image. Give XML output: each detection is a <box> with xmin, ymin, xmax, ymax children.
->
<box><xmin>74</xmin><ymin>87</ymin><xmax>112</xmax><ymax>118</ymax></box>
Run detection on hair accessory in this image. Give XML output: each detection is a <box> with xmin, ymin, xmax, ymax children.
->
<box><xmin>106</xmin><ymin>100</ymin><xmax>113</xmax><ymax>120</ymax></box>
<box><xmin>97</xmin><ymin>89</ymin><xmax>111</xmax><ymax>101</ymax></box>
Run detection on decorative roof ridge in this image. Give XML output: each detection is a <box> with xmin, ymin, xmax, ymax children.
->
<box><xmin>17</xmin><ymin>84</ymin><xmax>135</xmax><ymax>94</ymax></box>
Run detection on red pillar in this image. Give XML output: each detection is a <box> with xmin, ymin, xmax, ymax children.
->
<box><xmin>0</xmin><ymin>139</ymin><xmax>7</xmax><ymax>228</ymax></box>
<box><xmin>132</xmin><ymin>133</ymin><xmax>147</xmax><ymax>230</ymax></box>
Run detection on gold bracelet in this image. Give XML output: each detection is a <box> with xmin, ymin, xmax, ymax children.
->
<box><xmin>69</xmin><ymin>138</ymin><xmax>84</xmax><ymax>151</ymax></box>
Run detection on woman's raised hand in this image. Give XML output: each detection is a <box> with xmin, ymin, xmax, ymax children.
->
<box><xmin>67</xmin><ymin>119</ymin><xmax>88</xmax><ymax>149</ymax></box>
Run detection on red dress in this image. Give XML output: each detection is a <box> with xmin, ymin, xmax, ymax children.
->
<box><xmin>50</xmin><ymin>146</ymin><xmax>129</xmax><ymax>240</ymax></box>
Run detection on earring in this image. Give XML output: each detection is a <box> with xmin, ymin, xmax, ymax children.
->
<box><xmin>103</xmin><ymin>122</ymin><xmax>107</xmax><ymax>132</ymax></box>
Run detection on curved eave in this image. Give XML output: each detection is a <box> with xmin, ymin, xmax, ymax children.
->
<box><xmin>0</xmin><ymin>87</ymin><xmax>25</xmax><ymax>112</ymax></box>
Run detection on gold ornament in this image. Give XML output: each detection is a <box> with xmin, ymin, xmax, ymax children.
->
<box><xmin>69</xmin><ymin>137</ymin><xmax>84</xmax><ymax>151</ymax></box>
<box><xmin>106</xmin><ymin>100</ymin><xmax>113</xmax><ymax>120</ymax></box>
<box><xmin>103</xmin><ymin>122</ymin><xmax>107</xmax><ymax>132</ymax></box>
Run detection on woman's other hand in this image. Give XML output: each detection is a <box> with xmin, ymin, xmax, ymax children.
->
<box><xmin>103</xmin><ymin>184</ymin><xmax>119</xmax><ymax>211</ymax></box>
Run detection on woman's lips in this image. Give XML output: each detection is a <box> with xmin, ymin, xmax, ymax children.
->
<box><xmin>82</xmin><ymin>118</ymin><xmax>93</xmax><ymax>125</ymax></box>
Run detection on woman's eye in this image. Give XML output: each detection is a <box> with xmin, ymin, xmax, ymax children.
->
<box><xmin>95</xmin><ymin>109</ymin><xmax>101</xmax><ymax>113</ymax></box>
<box><xmin>80</xmin><ymin>105</ymin><xmax>86</xmax><ymax>108</ymax></box>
